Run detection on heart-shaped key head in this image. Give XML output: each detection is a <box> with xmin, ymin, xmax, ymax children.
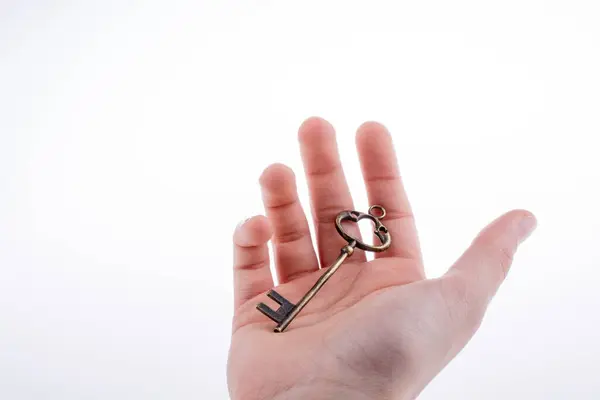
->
<box><xmin>334</xmin><ymin>205</ymin><xmax>392</xmax><ymax>252</ymax></box>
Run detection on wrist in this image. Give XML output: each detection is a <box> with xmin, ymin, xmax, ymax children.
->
<box><xmin>270</xmin><ymin>384</ymin><xmax>374</xmax><ymax>400</ymax></box>
<box><xmin>269</xmin><ymin>377</ymin><xmax>415</xmax><ymax>400</ymax></box>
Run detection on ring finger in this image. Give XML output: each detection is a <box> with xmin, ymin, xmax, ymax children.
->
<box><xmin>260</xmin><ymin>163</ymin><xmax>319</xmax><ymax>283</ymax></box>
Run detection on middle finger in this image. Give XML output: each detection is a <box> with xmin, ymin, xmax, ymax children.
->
<box><xmin>298</xmin><ymin>117</ymin><xmax>366</xmax><ymax>266</ymax></box>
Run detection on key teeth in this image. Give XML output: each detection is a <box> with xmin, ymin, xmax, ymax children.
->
<box><xmin>257</xmin><ymin>290</ymin><xmax>296</xmax><ymax>324</ymax></box>
<box><xmin>267</xmin><ymin>290</ymin><xmax>295</xmax><ymax>312</ymax></box>
<box><xmin>266</xmin><ymin>290</ymin><xmax>293</xmax><ymax>307</ymax></box>
<box><xmin>256</xmin><ymin>302</ymin><xmax>284</xmax><ymax>323</ymax></box>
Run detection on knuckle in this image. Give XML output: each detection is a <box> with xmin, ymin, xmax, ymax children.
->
<box><xmin>305</xmin><ymin>162</ymin><xmax>341</xmax><ymax>179</ymax></box>
<box><xmin>382</xmin><ymin>209</ymin><xmax>415</xmax><ymax>222</ymax></box>
<box><xmin>473</xmin><ymin>235</ymin><xmax>516</xmax><ymax>280</ymax></box>
<box><xmin>437</xmin><ymin>275</ymin><xmax>485</xmax><ymax>333</ymax></box>
<box><xmin>497</xmin><ymin>246</ymin><xmax>514</xmax><ymax>278</ymax></box>
<box><xmin>480</xmin><ymin>243</ymin><xmax>514</xmax><ymax>280</ymax></box>
<box><xmin>275</xmin><ymin>228</ymin><xmax>309</xmax><ymax>245</ymax></box>
<box><xmin>234</xmin><ymin>260</ymin><xmax>267</xmax><ymax>271</ymax></box>
<box><xmin>316</xmin><ymin>204</ymin><xmax>347</xmax><ymax>224</ymax></box>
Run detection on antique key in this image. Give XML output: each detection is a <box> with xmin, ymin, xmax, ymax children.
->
<box><xmin>256</xmin><ymin>205</ymin><xmax>392</xmax><ymax>333</ymax></box>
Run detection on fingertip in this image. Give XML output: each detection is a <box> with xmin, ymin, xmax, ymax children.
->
<box><xmin>511</xmin><ymin>209</ymin><xmax>536</xmax><ymax>224</ymax></box>
<box><xmin>505</xmin><ymin>209</ymin><xmax>538</xmax><ymax>240</ymax></box>
<box><xmin>477</xmin><ymin>209</ymin><xmax>536</xmax><ymax>239</ymax></box>
<box><xmin>259</xmin><ymin>163</ymin><xmax>296</xmax><ymax>190</ymax></box>
<box><xmin>234</xmin><ymin>215</ymin><xmax>272</xmax><ymax>247</ymax></box>
<box><xmin>505</xmin><ymin>208</ymin><xmax>535</xmax><ymax>219</ymax></box>
<box><xmin>355</xmin><ymin>121</ymin><xmax>395</xmax><ymax>161</ymax></box>
<box><xmin>516</xmin><ymin>210</ymin><xmax>537</xmax><ymax>242</ymax></box>
<box><xmin>356</xmin><ymin>120</ymin><xmax>389</xmax><ymax>135</ymax></box>
<box><xmin>298</xmin><ymin>116</ymin><xmax>335</xmax><ymax>143</ymax></box>
<box><xmin>356</xmin><ymin>120</ymin><xmax>389</xmax><ymax>143</ymax></box>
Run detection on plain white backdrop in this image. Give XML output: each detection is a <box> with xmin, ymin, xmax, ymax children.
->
<box><xmin>1</xmin><ymin>1</ymin><xmax>599</xmax><ymax>399</ymax></box>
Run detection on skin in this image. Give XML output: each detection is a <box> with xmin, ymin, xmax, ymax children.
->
<box><xmin>227</xmin><ymin>117</ymin><xmax>537</xmax><ymax>400</ymax></box>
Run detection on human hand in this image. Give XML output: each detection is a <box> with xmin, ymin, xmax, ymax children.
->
<box><xmin>227</xmin><ymin>117</ymin><xmax>536</xmax><ymax>400</ymax></box>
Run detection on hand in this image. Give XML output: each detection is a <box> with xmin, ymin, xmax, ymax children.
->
<box><xmin>227</xmin><ymin>117</ymin><xmax>536</xmax><ymax>400</ymax></box>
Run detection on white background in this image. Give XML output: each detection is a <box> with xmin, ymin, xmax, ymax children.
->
<box><xmin>1</xmin><ymin>1</ymin><xmax>599</xmax><ymax>399</ymax></box>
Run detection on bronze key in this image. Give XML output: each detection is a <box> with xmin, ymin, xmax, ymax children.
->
<box><xmin>256</xmin><ymin>205</ymin><xmax>392</xmax><ymax>333</ymax></box>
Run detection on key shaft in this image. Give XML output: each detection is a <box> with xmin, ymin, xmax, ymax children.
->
<box><xmin>273</xmin><ymin>242</ymin><xmax>355</xmax><ymax>332</ymax></box>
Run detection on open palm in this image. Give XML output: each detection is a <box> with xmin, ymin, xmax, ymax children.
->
<box><xmin>227</xmin><ymin>118</ymin><xmax>536</xmax><ymax>400</ymax></box>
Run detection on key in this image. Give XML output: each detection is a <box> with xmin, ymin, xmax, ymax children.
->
<box><xmin>257</xmin><ymin>242</ymin><xmax>356</xmax><ymax>333</ymax></box>
<box><xmin>256</xmin><ymin>205</ymin><xmax>392</xmax><ymax>333</ymax></box>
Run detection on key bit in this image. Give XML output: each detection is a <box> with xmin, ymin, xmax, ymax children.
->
<box><xmin>256</xmin><ymin>290</ymin><xmax>296</xmax><ymax>324</ymax></box>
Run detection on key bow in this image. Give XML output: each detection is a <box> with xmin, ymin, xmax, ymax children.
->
<box><xmin>335</xmin><ymin>204</ymin><xmax>391</xmax><ymax>252</ymax></box>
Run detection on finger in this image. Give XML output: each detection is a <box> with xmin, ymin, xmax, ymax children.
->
<box><xmin>232</xmin><ymin>215</ymin><xmax>274</xmax><ymax>310</ymax></box>
<box><xmin>298</xmin><ymin>117</ymin><xmax>366</xmax><ymax>266</ymax></box>
<box><xmin>442</xmin><ymin>210</ymin><xmax>537</xmax><ymax>322</ymax></box>
<box><xmin>260</xmin><ymin>163</ymin><xmax>319</xmax><ymax>282</ymax></box>
<box><xmin>355</xmin><ymin>121</ymin><xmax>422</xmax><ymax>264</ymax></box>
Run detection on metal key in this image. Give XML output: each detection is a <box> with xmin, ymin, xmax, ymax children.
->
<box><xmin>256</xmin><ymin>205</ymin><xmax>392</xmax><ymax>333</ymax></box>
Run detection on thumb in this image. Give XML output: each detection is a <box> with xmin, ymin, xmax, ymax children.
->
<box><xmin>444</xmin><ymin>209</ymin><xmax>537</xmax><ymax>309</ymax></box>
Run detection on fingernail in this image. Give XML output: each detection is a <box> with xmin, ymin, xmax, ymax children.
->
<box><xmin>518</xmin><ymin>213</ymin><xmax>537</xmax><ymax>242</ymax></box>
<box><xmin>234</xmin><ymin>218</ymin><xmax>251</xmax><ymax>244</ymax></box>
<box><xmin>236</xmin><ymin>217</ymin><xmax>251</xmax><ymax>231</ymax></box>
